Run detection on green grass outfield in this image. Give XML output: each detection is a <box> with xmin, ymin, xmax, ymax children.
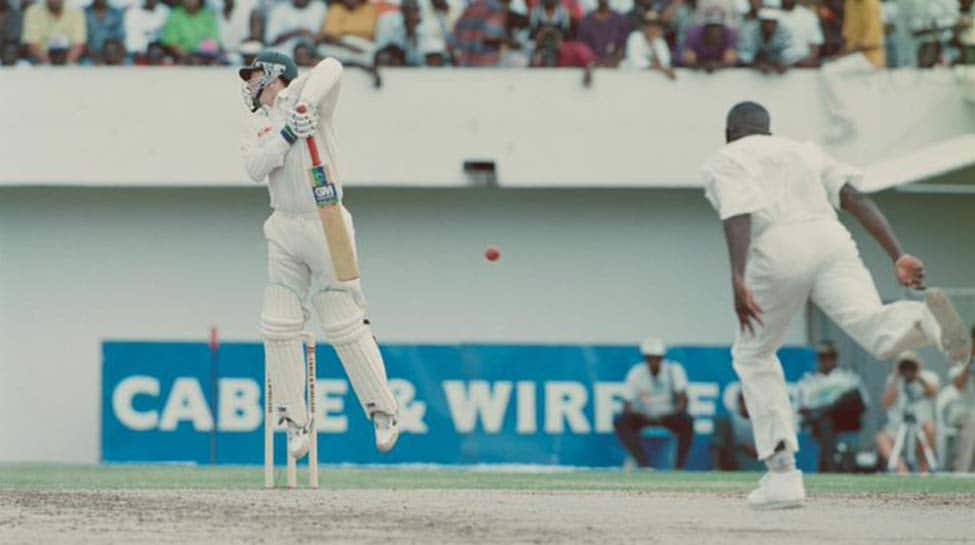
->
<box><xmin>2</xmin><ymin>463</ymin><xmax>974</xmax><ymax>495</ymax></box>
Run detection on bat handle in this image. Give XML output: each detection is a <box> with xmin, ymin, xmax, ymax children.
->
<box><xmin>294</xmin><ymin>103</ymin><xmax>322</xmax><ymax>167</ymax></box>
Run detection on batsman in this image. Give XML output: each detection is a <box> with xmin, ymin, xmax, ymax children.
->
<box><xmin>239</xmin><ymin>51</ymin><xmax>399</xmax><ymax>460</ymax></box>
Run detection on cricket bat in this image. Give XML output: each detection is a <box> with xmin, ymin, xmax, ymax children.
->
<box><xmin>295</xmin><ymin>104</ymin><xmax>360</xmax><ymax>281</ymax></box>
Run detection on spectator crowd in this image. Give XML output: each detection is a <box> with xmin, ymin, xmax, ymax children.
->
<box><xmin>2</xmin><ymin>0</ymin><xmax>974</xmax><ymax>69</ymax></box>
<box><xmin>620</xmin><ymin>328</ymin><xmax>975</xmax><ymax>474</ymax></box>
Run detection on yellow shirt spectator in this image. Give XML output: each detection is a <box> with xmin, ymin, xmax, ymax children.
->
<box><xmin>321</xmin><ymin>0</ymin><xmax>378</xmax><ymax>42</ymax></box>
<box><xmin>842</xmin><ymin>0</ymin><xmax>885</xmax><ymax>68</ymax></box>
<box><xmin>22</xmin><ymin>0</ymin><xmax>86</xmax><ymax>52</ymax></box>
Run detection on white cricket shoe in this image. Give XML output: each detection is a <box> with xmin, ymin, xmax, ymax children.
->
<box><xmin>374</xmin><ymin>412</ymin><xmax>399</xmax><ymax>453</ymax></box>
<box><xmin>926</xmin><ymin>289</ymin><xmax>971</xmax><ymax>365</ymax></box>
<box><xmin>747</xmin><ymin>470</ymin><xmax>806</xmax><ymax>510</ymax></box>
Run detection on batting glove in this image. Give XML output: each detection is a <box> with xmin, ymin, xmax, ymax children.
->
<box><xmin>281</xmin><ymin>102</ymin><xmax>319</xmax><ymax>144</ymax></box>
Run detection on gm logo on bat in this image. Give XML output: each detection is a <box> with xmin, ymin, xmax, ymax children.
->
<box><xmin>313</xmin><ymin>183</ymin><xmax>338</xmax><ymax>206</ymax></box>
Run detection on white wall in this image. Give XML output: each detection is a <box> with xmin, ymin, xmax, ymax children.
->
<box><xmin>2</xmin><ymin>186</ymin><xmax>973</xmax><ymax>462</ymax></box>
<box><xmin>1</xmin><ymin>68</ymin><xmax>972</xmax><ymax>187</ymax></box>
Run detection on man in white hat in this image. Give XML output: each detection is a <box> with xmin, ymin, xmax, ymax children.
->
<box><xmin>613</xmin><ymin>337</ymin><xmax>694</xmax><ymax>469</ymax></box>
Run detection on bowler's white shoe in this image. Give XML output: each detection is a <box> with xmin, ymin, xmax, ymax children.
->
<box><xmin>374</xmin><ymin>412</ymin><xmax>399</xmax><ymax>453</ymax></box>
<box><xmin>747</xmin><ymin>470</ymin><xmax>806</xmax><ymax>510</ymax></box>
<box><xmin>926</xmin><ymin>289</ymin><xmax>972</xmax><ymax>365</ymax></box>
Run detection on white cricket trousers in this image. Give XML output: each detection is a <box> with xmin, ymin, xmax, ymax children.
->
<box><xmin>734</xmin><ymin>219</ymin><xmax>934</xmax><ymax>460</ymax></box>
<box><xmin>264</xmin><ymin>208</ymin><xmax>359</xmax><ymax>297</ymax></box>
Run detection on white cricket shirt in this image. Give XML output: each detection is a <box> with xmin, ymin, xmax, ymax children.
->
<box><xmin>702</xmin><ymin>134</ymin><xmax>862</xmax><ymax>239</ymax></box>
<box><xmin>623</xmin><ymin>360</ymin><xmax>688</xmax><ymax>418</ymax></box>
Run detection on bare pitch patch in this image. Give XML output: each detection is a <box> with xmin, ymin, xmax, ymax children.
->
<box><xmin>1</xmin><ymin>489</ymin><xmax>972</xmax><ymax>545</ymax></box>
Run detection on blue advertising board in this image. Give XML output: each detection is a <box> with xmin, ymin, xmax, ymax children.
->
<box><xmin>102</xmin><ymin>342</ymin><xmax>815</xmax><ymax>469</ymax></box>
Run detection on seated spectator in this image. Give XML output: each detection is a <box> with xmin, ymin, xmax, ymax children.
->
<box><xmin>842</xmin><ymin>0</ymin><xmax>885</xmax><ymax>68</ymax></box>
<box><xmin>375</xmin><ymin>0</ymin><xmax>445</xmax><ymax>65</ymax></box>
<box><xmin>906</xmin><ymin>0</ymin><xmax>959</xmax><ymax>68</ymax></box>
<box><xmin>529</xmin><ymin>0</ymin><xmax>572</xmax><ymax>38</ymax></box>
<box><xmin>530</xmin><ymin>25</ymin><xmax>595</xmax><ymax>66</ymax></box>
<box><xmin>818</xmin><ymin>0</ymin><xmax>843</xmax><ymax>58</ymax></box>
<box><xmin>694</xmin><ymin>0</ymin><xmax>739</xmax><ymax>27</ymax></box>
<box><xmin>452</xmin><ymin>0</ymin><xmax>506</xmax><ymax>66</ymax></box>
<box><xmin>216</xmin><ymin>0</ymin><xmax>256</xmax><ymax>63</ymax></box>
<box><xmin>875</xmin><ymin>351</ymin><xmax>940</xmax><ymax>474</ymax></box>
<box><xmin>101</xmin><ymin>36</ymin><xmax>127</xmax><ymax>63</ymax></box>
<box><xmin>623</xmin><ymin>10</ymin><xmax>674</xmax><ymax>77</ymax></box>
<box><xmin>956</xmin><ymin>0</ymin><xmax>975</xmax><ymax>65</ymax></box>
<box><xmin>525</xmin><ymin>0</ymin><xmax>582</xmax><ymax>23</ymax></box>
<box><xmin>125</xmin><ymin>0</ymin><xmax>169</xmax><ymax>60</ymax></box>
<box><xmin>265</xmin><ymin>0</ymin><xmax>325</xmax><ymax>57</ymax></box>
<box><xmin>624</xmin><ymin>0</ymin><xmax>650</xmax><ymax>31</ymax></box>
<box><xmin>944</xmin><ymin>327</ymin><xmax>974</xmax><ymax>472</ymax></box>
<box><xmin>738</xmin><ymin>8</ymin><xmax>790</xmax><ymax>73</ymax></box>
<box><xmin>710</xmin><ymin>388</ymin><xmax>763</xmax><ymax>471</ymax></box>
<box><xmin>577</xmin><ymin>0</ymin><xmax>628</xmax><ymax>66</ymax></box>
<box><xmin>796</xmin><ymin>341</ymin><xmax>867</xmax><ymax>473</ymax></box>
<box><xmin>374</xmin><ymin>42</ymin><xmax>406</xmax><ymax>64</ymax></box>
<box><xmin>85</xmin><ymin>0</ymin><xmax>124</xmax><ymax>63</ymax></box>
<box><xmin>318</xmin><ymin>0</ymin><xmax>379</xmax><ymax>61</ymax></box>
<box><xmin>135</xmin><ymin>39</ymin><xmax>173</xmax><ymax>64</ymax></box>
<box><xmin>22</xmin><ymin>0</ymin><xmax>86</xmax><ymax>64</ymax></box>
<box><xmin>2</xmin><ymin>38</ymin><xmax>30</xmax><ymax>66</ymax></box>
<box><xmin>778</xmin><ymin>0</ymin><xmax>822</xmax><ymax>67</ymax></box>
<box><xmin>613</xmin><ymin>337</ymin><xmax>694</xmax><ymax>469</ymax></box>
<box><xmin>678</xmin><ymin>6</ymin><xmax>737</xmax><ymax>70</ymax></box>
<box><xmin>658</xmin><ymin>0</ymin><xmax>696</xmax><ymax>50</ymax></box>
<box><xmin>499</xmin><ymin>1</ymin><xmax>530</xmax><ymax>66</ymax></box>
<box><xmin>293</xmin><ymin>40</ymin><xmax>319</xmax><ymax>66</ymax></box>
<box><xmin>161</xmin><ymin>0</ymin><xmax>220</xmax><ymax>63</ymax></box>
<box><xmin>1</xmin><ymin>0</ymin><xmax>24</xmax><ymax>47</ymax></box>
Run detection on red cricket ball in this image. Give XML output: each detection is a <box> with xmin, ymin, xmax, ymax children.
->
<box><xmin>484</xmin><ymin>246</ymin><xmax>500</xmax><ymax>262</ymax></box>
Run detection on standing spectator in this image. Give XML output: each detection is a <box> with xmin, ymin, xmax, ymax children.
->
<box><xmin>710</xmin><ymin>388</ymin><xmax>764</xmax><ymax>471</ymax></box>
<box><xmin>842</xmin><ymin>0</ymin><xmax>885</xmax><ymax>68</ymax></box>
<box><xmin>530</xmin><ymin>25</ymin><xmax>595</xmax><ymax>65</ymax></box>
<box><xmin>85</xmin><ymin>0</ymin><xmax>124</xmax><ymax>63</ymax></box>
<box><xmin>529</xmin><ymin>0</ymin><xmax>572</xmax><ymax>38</ymax></box>
<box><xmin>796</xmin><ymin>341</ymin><xmax>868</xmax><ymax>473</ymax></box>
<box><xmin>613</xmin><ymin>337</ymin><xmax>694</xmax><ymax>469</ymax></box>
<box><xmin>875</xmin><ymin>351</ymin><xmax>940</xmax><ymax>474</ymax></box>
<box><xmin>738</xmin><ymin>8</ymin><xmax>790</xmax><ymax>72</ymax></box>
<box><xmin>22</xmin><ymin>0</ymin><xmax>86</xmax><ymax>64</ymax></box>
<box><xmin>161</xmin><ymin>0</ymin><xmax>220</xmax><ymax>62</ymax></box>
<box><xmin>778</xmin><ymin>0</ymin><xmax>821</xmax><ymax>66</ymax></box>
<box><xmin>215</xmin><ymin>0</ymin><xmax>256</xmax><ymax>62</ymax></box>
<box><xmin>265</xmin><ymin>0</ymin><xmax>324</xmax><ymax>56</ymax></box>
<box><xmin>678</xmin><ymin>6</ymin><xmax>737</xmax><ymax>70</ymax></box>
<box><xmin>577</xmin><ymin>0</ymin><xmax>628</xmax><ymax>66</ymax></box>
<box><xmin>1</xmin><ymin>0</ymin><xmax>24</xmax><ymax>47</ymax></box>
<box><xmin>500</xmin><ymin>0</ymin><xmax>531</xmax><ymax>66</ymax></box>
<box><xmin>452</xmin><ymin>0</ymin><xmax>506</xmax><ymax>66</ymax></box>
<box><xmin>422</xmin><ymin>0</ymin><xmax>463</xmax><ymax>61</ymax></box>
<box><xmin>623</xmin><ymin>9</ymin><xmax>674</xmax><ymax>76</ymax></box>
<box><xmin>125</xmin><ymin>0</ymin><xmax>169</xmax><ymax>59</ymax></box>
<box><xmin>944</xmin><ymin>327</ymin><xmax>975</xmax><ymax>472</ymax></box>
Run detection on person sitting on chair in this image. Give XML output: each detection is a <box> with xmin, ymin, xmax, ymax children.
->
<box><xmin>614</xmin><ymin>337</ymin><xmax>694</xmax><ymax>469</ymax></box>
<box><xmin>796</xmin><ymin>341</ymin><xmax>868</xmax><ymax>472</ymax></box>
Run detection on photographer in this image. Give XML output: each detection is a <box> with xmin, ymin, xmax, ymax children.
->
<box><xmin>875</xmin><ymin>351</ymin><xmax>940</xmax><ymax>474</ymax></box>
<box><xmin>945</xmin><ymin>326</ymin><xmax>975</xmax><ymax>472</ymax></box>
